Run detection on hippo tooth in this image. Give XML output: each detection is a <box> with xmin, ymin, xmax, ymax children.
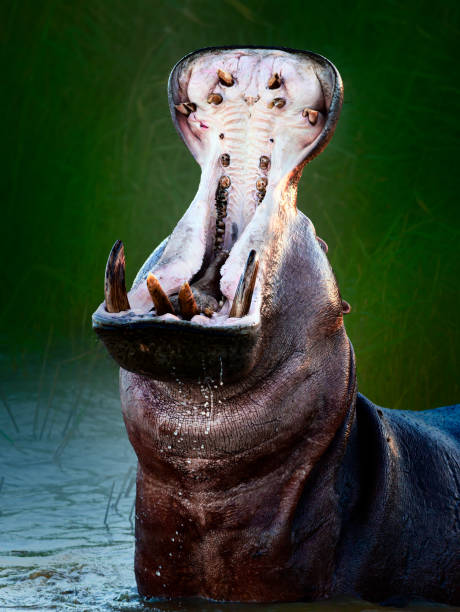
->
<box><xmin>175</xmin><ymin>102</ymin><xmax>196</xmax><ymax>116</ymax></box>
<box><xmin>207</xmin><ymin>93</ymin><xmax>223</xmax><ymax>105</ymax></box>
<box><xmin>229</xmin><ymin>250</ymin><xmax>259</xmax><ymax>318</ymax></box>
<box><xmin>178</xmin><ymin>282</ymin><xmax>200</xmax><ymax>320</ymax></box>
<box><xmin>217</xmin><ymin>68</ymin><xmax>234</xmax><ymax>87</ymax></box>
<box><xmin>147</xmin><ymin>274</ymin><xmax>175</xmax><ymax>315</ymax></box>
<box><xmin>269</xmin><ymin>97</ymin><xmax>286</xmax><ymax>109</ymax></box>
<box><xmin>267</xmin><ymin>73</ymin><xmax>281</xmax><ymax>89</ymax></box>
<box><xmin>104</xmin><ymin>240</ymin><xmax>131</xmax><ymax>313</ymax></box>
<box><xmin>302</xmin><ymin>107</ymin><xmax>319</xmax><ymax>125</ymax></box>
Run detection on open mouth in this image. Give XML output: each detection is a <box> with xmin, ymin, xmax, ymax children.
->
<box><xmin>92</xmin><ymin>46</ymin><xmax>343</xmax><ymax>382</ymax></box>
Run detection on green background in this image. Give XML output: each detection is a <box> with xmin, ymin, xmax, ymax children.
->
<box><xmin>2</xmin><ymin>0</ymin><xmax>459</xmax><ymax>410</ymax></box>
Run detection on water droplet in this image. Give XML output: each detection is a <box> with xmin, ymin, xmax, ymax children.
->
<box><xmin>156</xmin><ymin>570</ymin><xmax>161</xmax><ymax>576</ymax></box>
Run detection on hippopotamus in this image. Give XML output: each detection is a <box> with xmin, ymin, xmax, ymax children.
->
<box><xmin>92</xmin><ymin>47</ymin><xmax>460</xmax><ymax>605</ymax></box>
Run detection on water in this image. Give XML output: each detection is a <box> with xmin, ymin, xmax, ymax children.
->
<box><xmin>0</xmin><ymin>348</ymin><xmax>455</xmax><ymax>611</ymax></box>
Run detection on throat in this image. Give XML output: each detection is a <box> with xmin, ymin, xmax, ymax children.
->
<box><xmin>133</xmin><ymin>400</ymin><xmax>357</xmax><ymax>602</ymax></box>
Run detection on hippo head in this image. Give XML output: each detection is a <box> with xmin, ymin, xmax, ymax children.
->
<box><xmin>93</xmin><ymin>46</ymin><xmax>356</xmax><ymax>601</ymax></box>
<box><xmin>93</xmin><ymin>46</ymin><xmax>351</xmax><ymax>392</ymax></box>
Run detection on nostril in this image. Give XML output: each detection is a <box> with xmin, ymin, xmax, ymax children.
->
<box><xmin>341</xmin><ymin>300</ymin><xmax>351</xmax><ymax>314</ymax></box>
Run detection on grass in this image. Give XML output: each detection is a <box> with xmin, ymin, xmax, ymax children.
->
<box><xmin>1</xmin><ymin>0</ymin><xmax>459</xmax><ymax>411</ymax></box>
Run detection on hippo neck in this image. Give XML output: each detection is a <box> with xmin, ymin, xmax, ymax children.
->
<box><xmin>133</xmin><ymin>394</ymin><xmax>357</xmax><ymax>601</ymax></box>
<box><xmin>124</xmin><ymin>345</ymin><xmax>357</xmax><ymax>600</ymax></box>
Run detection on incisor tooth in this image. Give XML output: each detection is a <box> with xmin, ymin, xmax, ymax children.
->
<box><xmin>207</xmin><ymin>93</ymin><xmax>223</xmax><ymax>105</ymax></box>
<box><xmin>175</xmin><ymin>102</ymin><xmax>197</xmax><ymax>116</ymax></box>
<box><xmin>229</xmin><ymin>250</ymin><xmax>259</xmax><ymax>318</ymax></box>
<box><xmin>302</xmin><ymin>108</ymin><xmax>318</xmax><ymax>125</ymax></box>
<box><xmin>269</xmin><ymin>97</ymin><xmax>286</xmax><ymax>109</ymax></box>
<box><xmin>147</xmin><ymin>274</ymin><xmax>174</xmax><ymax>315</ymax></box>
<box><xmin>178</xmin><ymin>282</ymin><xmax>200</xmax><ymax>320</ymax></box>
<box><xmin>104</xmin><ymin>240</ymin><xmax>130</xmax><ymax>313</ymax></box>
<box><xmin>217</xmin><ymin>69</ymin><xmax>234</xmax><ymax>87</ymax></box>
<box><xmin>268</xmin><ymin>73</ymin><xmax>281</xmax><ymax>89</ymax></box>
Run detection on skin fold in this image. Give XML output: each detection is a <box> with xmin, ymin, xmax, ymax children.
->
<box><xmin>93</xmin><ymin>47</ymin><xmax>460</xmax><ymax>605</ymax></box>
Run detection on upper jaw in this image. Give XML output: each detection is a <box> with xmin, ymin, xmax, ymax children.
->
<box><xmin>92</xmin><ymin>46</ymin><xmax>343</xmax><ymax>382</ymax></box>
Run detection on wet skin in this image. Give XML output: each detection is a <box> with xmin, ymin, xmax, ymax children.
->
<box><xmin>93</xmin><ymin>47</ymin><xmax>460</xmax><ymax>605</ymax></box>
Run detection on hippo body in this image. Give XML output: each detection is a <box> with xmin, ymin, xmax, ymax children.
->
<box><xmin>121</xmin><ymin>367</ymin><xmax>460</xmax><ymax>605</ymax></box>
<box><xmin>330</xmin><ymin>394</ymin><xmax>460</xmax><ymax>605</ymax></box>
<box><xmin>93</xmin><ymin>47</ymin><xmax>460</xmax><ymax>605</ymax></box>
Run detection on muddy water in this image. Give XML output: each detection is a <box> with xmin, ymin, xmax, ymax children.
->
<box><xmin>0</xmin><ymin>348</ymin><xmax>454</xmax><ymax>611</ymax></box>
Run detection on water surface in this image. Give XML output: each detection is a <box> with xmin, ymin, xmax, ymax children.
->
<box><xmin>0</xmin><ymin>349</ymin><xmax>456</xmax><ymax>611</ymax></box>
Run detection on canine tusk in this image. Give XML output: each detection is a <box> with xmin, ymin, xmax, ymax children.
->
<box><xmin>147</xmin><ymin>274</ymin><xmax>175</xmax><ymax>315</ymax></box>
<box><xmin>104</xmin><ymin>240</ymin><xmax>130</xmax><ymax>313</ymax></box>
<box><xmin>229</xmin><ymin>250</ymin><xmax>259</xmax><ymax>318</ymax></box>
